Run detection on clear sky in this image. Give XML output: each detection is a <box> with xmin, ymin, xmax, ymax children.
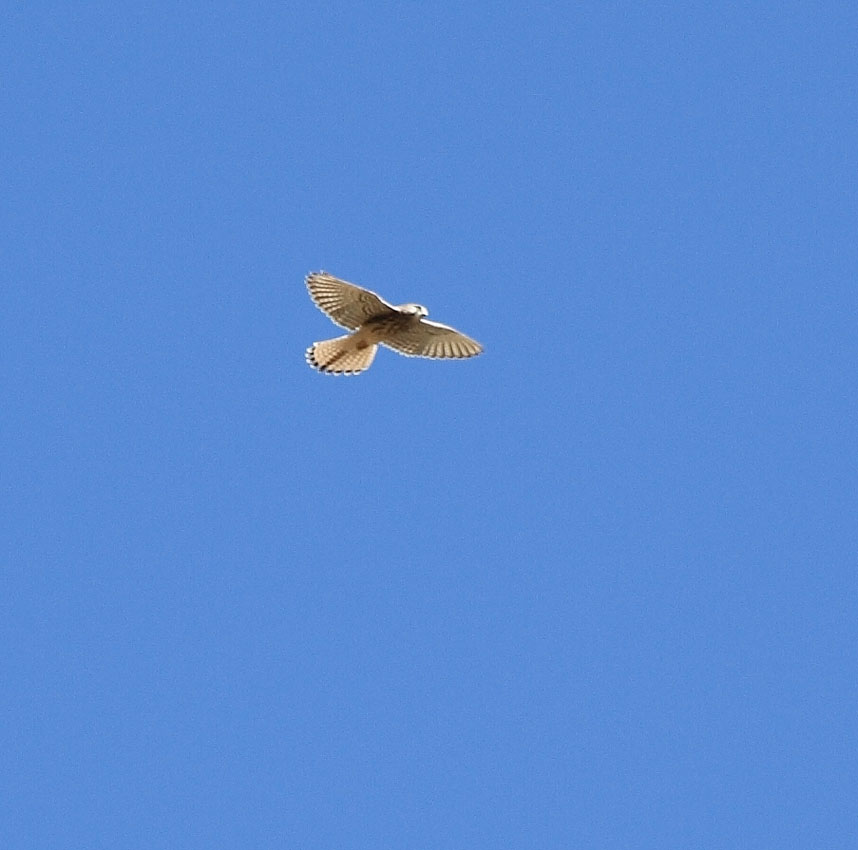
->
<box><xmin>4</xmin><ymin>2</ymin><xmax>856</xmax><ymax>848</ymax></box>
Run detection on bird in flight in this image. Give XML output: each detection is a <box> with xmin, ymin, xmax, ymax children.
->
<box><xmin>304</xmin><ymin>271</ymin><xmax>483</xmax><ymax>375</ymax></box>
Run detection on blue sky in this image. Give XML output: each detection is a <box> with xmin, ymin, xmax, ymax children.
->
<box><xmin>4</xmin><ymin>2</ymin><xmax>856</xmax><ymax>847</ymax></box>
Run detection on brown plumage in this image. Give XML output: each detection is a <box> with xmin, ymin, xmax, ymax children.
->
<box><xmin>304</xmin><ymin>272</ymin><xmax>483</xmax><ymax>375</ymax></box>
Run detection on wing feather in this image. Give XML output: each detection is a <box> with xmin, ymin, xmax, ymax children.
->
<box><xmin>305</xmin><ymin>271</ymin><xmax>396</xmax><ymax>330</ymax></box>
<box><xmin>380</xmin><ymin>318</ymin><xmax>483</xmax><ymax>359</ymax></box>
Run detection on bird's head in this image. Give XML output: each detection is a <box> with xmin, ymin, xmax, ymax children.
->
<box><xmin>400</xmin><ymin>303</ymin><xmax>428</xmax><ymax>317</ymax></box>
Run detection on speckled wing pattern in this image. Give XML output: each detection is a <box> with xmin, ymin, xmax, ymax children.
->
<box><xmin>305</xmin><ymin>272</ymin><xmax>396</xmax><ymax>330</ymax></box>
<box><xmin>380</xmin><ymin>319</ymin><xmax>483</xmax><ymax>359</ymax></box>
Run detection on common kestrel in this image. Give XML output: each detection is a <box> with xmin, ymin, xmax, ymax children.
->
<box><xmin>304</xmin><ymin>272</ymin><xmax>483</xmax><ymax>375</ymax></box>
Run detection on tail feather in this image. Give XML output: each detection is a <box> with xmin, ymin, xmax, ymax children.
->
<box><xmin>306</xmin><ymin>334</ymin><xmax>377</xmax><ymax>375</ymax></box>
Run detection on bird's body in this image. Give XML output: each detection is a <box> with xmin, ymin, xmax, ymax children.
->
<box><xmin>304</xmin><ymin>272</ymin><xmax>482</xmax><ymax>375</ymax></box>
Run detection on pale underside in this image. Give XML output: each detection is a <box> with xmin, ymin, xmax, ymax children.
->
<box><xmin>305</xmin><ymin>272</ymin><xmax>483</xmax><ymax>374</ymax></box>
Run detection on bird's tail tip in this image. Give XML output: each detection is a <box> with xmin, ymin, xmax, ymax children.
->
<box><xmin>306</xmin><ymin>335</ymin><xmax>377</xmax><ymax>375</ymax></box>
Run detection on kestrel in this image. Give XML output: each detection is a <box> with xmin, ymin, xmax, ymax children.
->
<box><xmin>304</xmin><ymin>272</ymin><xmax>483</xmax><ymax>375</ymax></box>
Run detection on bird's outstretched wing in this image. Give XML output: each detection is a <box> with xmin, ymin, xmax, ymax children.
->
<box><xmin>380</xmin><ymin>318</ymin><xmax>483</xmax><ymax>359</ymax></box>
<box><xmin>305</xmin><ymin>272</ymin><xmax>396</xmax><ymax>330</ymax></box>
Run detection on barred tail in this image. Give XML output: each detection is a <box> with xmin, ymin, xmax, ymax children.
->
<box><xmin>305</xmin><ymin>334</ymin><xmax>378</xmax><ymax>375</ymax></box>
